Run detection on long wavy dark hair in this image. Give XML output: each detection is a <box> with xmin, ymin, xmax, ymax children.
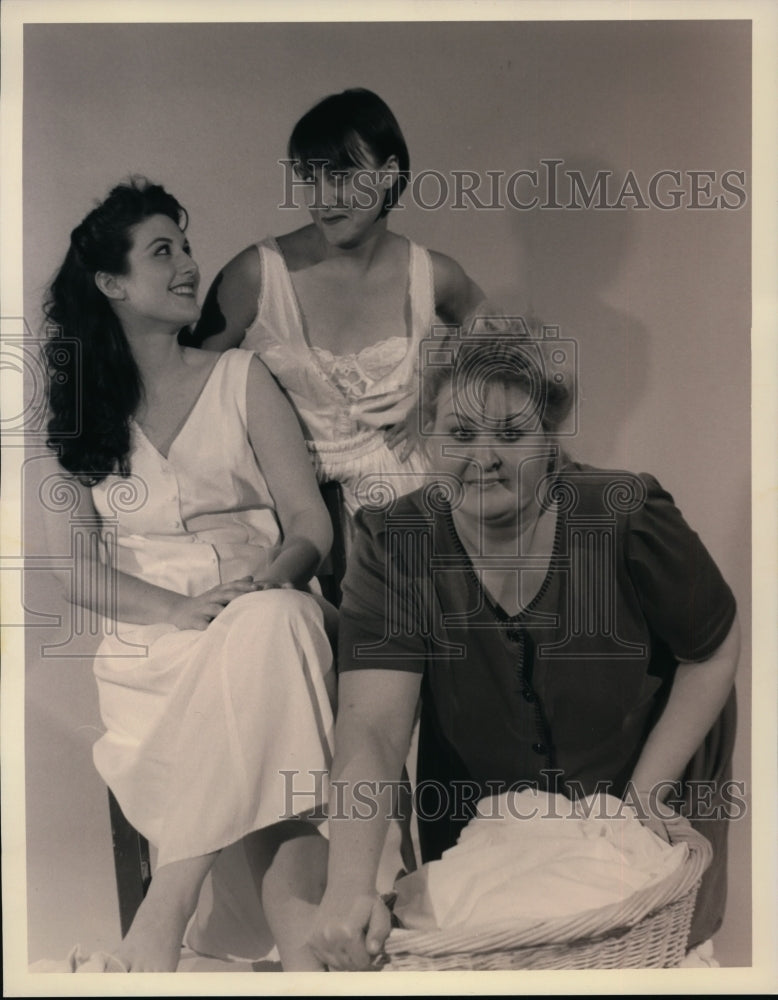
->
<box><xmin>44</xmin><ymin>178</ymin><xmax>188</xmax><ymax>485</ymax></box>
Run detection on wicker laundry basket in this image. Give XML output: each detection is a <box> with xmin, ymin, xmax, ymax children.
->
<box><xmin>384</xmin><ymin>818</ymin><xmax>712</xmax><ymax>971</ymax></box>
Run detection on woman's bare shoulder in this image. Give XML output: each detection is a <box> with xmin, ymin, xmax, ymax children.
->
<box><xmin>427</xmin><ymin>247</ymin><xmax>466</xmax><ymax>284</ymax></box>
<box><xmin>221</xmin><ymin>242</ymin><xmax>262</xmax><ymax>288</ymax></box>
<box><xmin>194</xmin><ymin>244</ymin><xmax>262</xmax><ymax>347</ymax></box>
<box><xmin>427</xmin><ymin>248</ymin><xmax>486</xmax><ymax>322</ymax></box>
<box><xmin>275</xmin><ymin>224</ymin><xmax>321</xmax><ymax>271</ymax></box>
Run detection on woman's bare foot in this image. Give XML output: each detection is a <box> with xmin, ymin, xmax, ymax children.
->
<box><xmin>113</xmin><ymin>852</ymin><xmax>216</xmax><ymax>972</ymax></box>
<box><xmin>247</xmin><ymin>820</ymin><xmax>329</xmax><ymax>971</ymax></box>
<box><xmin>113</xmin><ymin>896</ymin><xmax>186</xmax><ymax>971</ymax></box>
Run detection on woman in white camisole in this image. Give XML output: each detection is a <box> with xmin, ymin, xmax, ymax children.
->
<box><xmin>192</xmin><ymin>88</ymin><xmax>486</xmax><ymax>517</ymax></box>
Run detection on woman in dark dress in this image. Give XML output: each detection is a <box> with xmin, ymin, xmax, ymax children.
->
<box><xmin>309</xmin><ymin>324</ymin><xmax>740</xmax><ymax>970</ymax></box>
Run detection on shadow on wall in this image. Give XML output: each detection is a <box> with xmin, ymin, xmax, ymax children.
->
<box><xmin>496</xmin><ymin>153</ymin><xmax>649</xmax><ymax>463</ymax></box>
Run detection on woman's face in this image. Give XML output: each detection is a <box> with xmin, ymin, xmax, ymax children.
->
<box><xmin>301</xmin><ymin>147</ymin><xmax>397</xmax><ymax>249</ymax></box>
<box><xmin>106</xmin><ymin>214</ymin><xmax>201</xmax><ymax>328</ymax></box>
<box><xmin>427</xmin><ymin>378</ymin><xmax>554</xmax><ymax>532</ymax></box>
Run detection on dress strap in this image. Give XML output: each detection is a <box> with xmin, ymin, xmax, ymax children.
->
<box><xmin>407</xmin><ymin>241</ymin><xmax>436</xmax><ymax>343</ymax></box>
<box><xmin>250</xmin><ymin>237</ymin><xmax>306</xmax><ymax>350</ymax></box>
<box><xmin>211</xmin><ymin>348</ymin><xmax>254</xmax><ymax>427</ymax></box>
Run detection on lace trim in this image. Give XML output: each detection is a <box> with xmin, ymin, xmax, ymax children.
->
<box><xmin>312</xmin><ymin>336</ymin><xmax>408</xmax><ymax>400</ymax></box>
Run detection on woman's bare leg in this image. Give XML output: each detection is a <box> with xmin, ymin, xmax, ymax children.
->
<box><xmin>113</xmin><ymin>822</ymin><xmax>327</xmax><ymax>972</ymax></box>
<box><xmin>245</xmin><ymin>820</ymin><xmax>328</xmax><ymax>971</ymax></box>
<box><xmin>113</xmin><ymin>852</ymin><xmax>217</xmax><ymax>972</ymax></box>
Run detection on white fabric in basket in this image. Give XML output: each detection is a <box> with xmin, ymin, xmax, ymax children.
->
<box><xmin>394</xmin><ymin>790</ymin><xmax>688</xmax><ymax>931</ymax></box>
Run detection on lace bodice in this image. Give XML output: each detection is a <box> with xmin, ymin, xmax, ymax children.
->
<box><xmin>242</xmin><ymin>236</ymin><xmax>436</xmax><ymax>442</ymax></box>
<box><xmin>311</xmin><ymin>336</ymin><xmax>409</xmax><ymax>401</ymax></box>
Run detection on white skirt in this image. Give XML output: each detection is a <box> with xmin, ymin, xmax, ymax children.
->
<box><xmin>92</xmin><ymin>588</ymin><xmax>335</xmax><ymax>961</ymax></box>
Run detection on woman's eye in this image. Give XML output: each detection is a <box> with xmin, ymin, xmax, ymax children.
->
<box><xmin>450</xmin><ymin>426</ymin><xmax>475</xmax><ymax>441</ymax></box>
<box><xmin>500</xmin><ymin>427</ymin><xmax>523</xmax><ymax>442</ymax></box>
<box><xmin>154</xmin><ymin>245</ymin><xmax>171</xmax><ymax>256</ymax></box>
<box><xmin>326</xmin><ymin>168</ymin><xmax>353</xmax><ymax>184</ymax></box>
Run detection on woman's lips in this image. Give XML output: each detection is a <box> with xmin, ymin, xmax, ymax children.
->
<box><xmin>466</xmin><ymin>478</ymin><xmax>505</xmax><ymax>488</ymax></box>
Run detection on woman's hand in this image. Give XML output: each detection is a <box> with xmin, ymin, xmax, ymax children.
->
<box><xmin>383</xmin><ymin>416</ymin><xmax>419</xmax><ymax>463</ymax></box>
<box><xmin>627</xmin><ymin>787</ymin><xmax>679</xmax><ymax>844</ymax></box>
<box><xmin>309</xmin><ymin>892</ymin><xmax>392</xmax><ymax>971</ymax></box>
<box><xmin>637</xmin><ymin>813</ymin><xmax>672</xmax><ymax>843</ymax></box>
<box><xmin>167</xmin><ymin>577</ymin><xmax>258</xmax><ymax>630</ymax></box>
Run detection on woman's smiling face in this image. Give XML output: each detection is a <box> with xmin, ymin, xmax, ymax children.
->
<box><xmin>106</xmin><ymin>213</ymin><xmax>201</xmax><ymax>328</ymax></box>
<box><xmin>428</xmin><ymin>377</ymin><xmax>554</xmax><ymax>531</ymax></box>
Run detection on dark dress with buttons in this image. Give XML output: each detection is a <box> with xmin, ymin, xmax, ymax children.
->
<box><xmin>338</xmin><ymin>463</ymin><xmax>738</xmax><ymax>946</ymax></box>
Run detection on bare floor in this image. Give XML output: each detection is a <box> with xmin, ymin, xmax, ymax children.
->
<box><xmin>178</xmin><ymin>951</ymin><xmax>278</xmax><ymax>972</ymax></box>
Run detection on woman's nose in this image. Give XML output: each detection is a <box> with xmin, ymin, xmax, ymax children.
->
<box><xmin>317</xmin><ymin>171</ymin><xmax>351</xmax><ymax>207</ymax></box>
<box><xmin>177</xmin><ymin>252</ymin><xmax>199</xmax><ymax>280</ymax></box>
<box><xmin>481</xmin><ymin>441</ymin><xmax>502</xmax><ymax>470</ymax></box>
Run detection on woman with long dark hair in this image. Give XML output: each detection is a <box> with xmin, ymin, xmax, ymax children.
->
<box><xmin>41</xmin><ymin>178</ymin><xmax>335</xmax><ymax>972</ymax></box>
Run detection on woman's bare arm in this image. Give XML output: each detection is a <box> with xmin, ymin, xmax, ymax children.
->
<box><xmin>194</xmin><ymin>245</ymin><xmax>262</xmax><ymax>351</ymax></box>
<box><xmin>244</xmin><ymin>355</ymin><xmax>332</xmax><ymax>586</ymax></box>
<box><xmin>629</xmin><ymin>614</ymin><xmax>740</xmax><ymax>829</ymax></box>
<box><xmin>37</xmin><ymin>455</ymin><xmax>256</xmax><ymax>629</ymax></box>
<box><xmin>430</xmin><ymin>250</ymin><xmax>486</xmax><ymax>326</ymax></box>
<box><xmin>383</xmin><ymin>251</ymin><xmax>485</xmax><ymax>461</ymax></box>
<box><xmin>309</xmin><ymin>667</ymin><xmax>421</xmax><ymax>970</ymax></box>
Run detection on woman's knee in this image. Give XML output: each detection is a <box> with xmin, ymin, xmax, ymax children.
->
<box><xmin>219</xmin><ymin>589</ymin><xmax>333</xmax><ymax>656</ymax></box>
<box><xmin>224</xmin><ymin>587</ymin><xmax>320</xmax><ymax>623</ymax></box>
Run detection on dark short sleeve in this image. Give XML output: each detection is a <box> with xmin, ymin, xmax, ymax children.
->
<box><xmin>626</xmin><ymin>473</ymin><xmax>736</xmax><ymax>660</ymax></box>
<box><xmin>337</xmin><ymin>508</ymin><xmax>427</xmax><ymax>674</ymax></box>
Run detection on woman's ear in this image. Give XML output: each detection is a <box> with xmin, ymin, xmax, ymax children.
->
<box><xmin>379</xmin><ymin>155</ymin><xmax>400</xmax><ymax>190</ymax></box>
<box><xmin>95</xmin><ymin>271</ymin><xmax>126</xmax><ymax>301</ymax></box>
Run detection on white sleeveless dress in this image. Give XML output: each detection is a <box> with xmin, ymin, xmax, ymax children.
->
<box><xmin>241</xmin><ymin>236</ymin><xmax>437</xmax><ymax>516</ymax></box>
<box><xmin>90</xmin><ymin>349</ymin><xmax>335</xmax><ymax>961</ymax></box>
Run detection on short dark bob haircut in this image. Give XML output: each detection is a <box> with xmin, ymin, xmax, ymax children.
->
<box><xmin>288</xmin><ymin>88</ymin><xmax>410</xmax><ymax>217</ymax></box>
<box><xmin>420</xmin><ymin>318</ymin><xmax>575</xmax><ymax>435</ymax></box>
